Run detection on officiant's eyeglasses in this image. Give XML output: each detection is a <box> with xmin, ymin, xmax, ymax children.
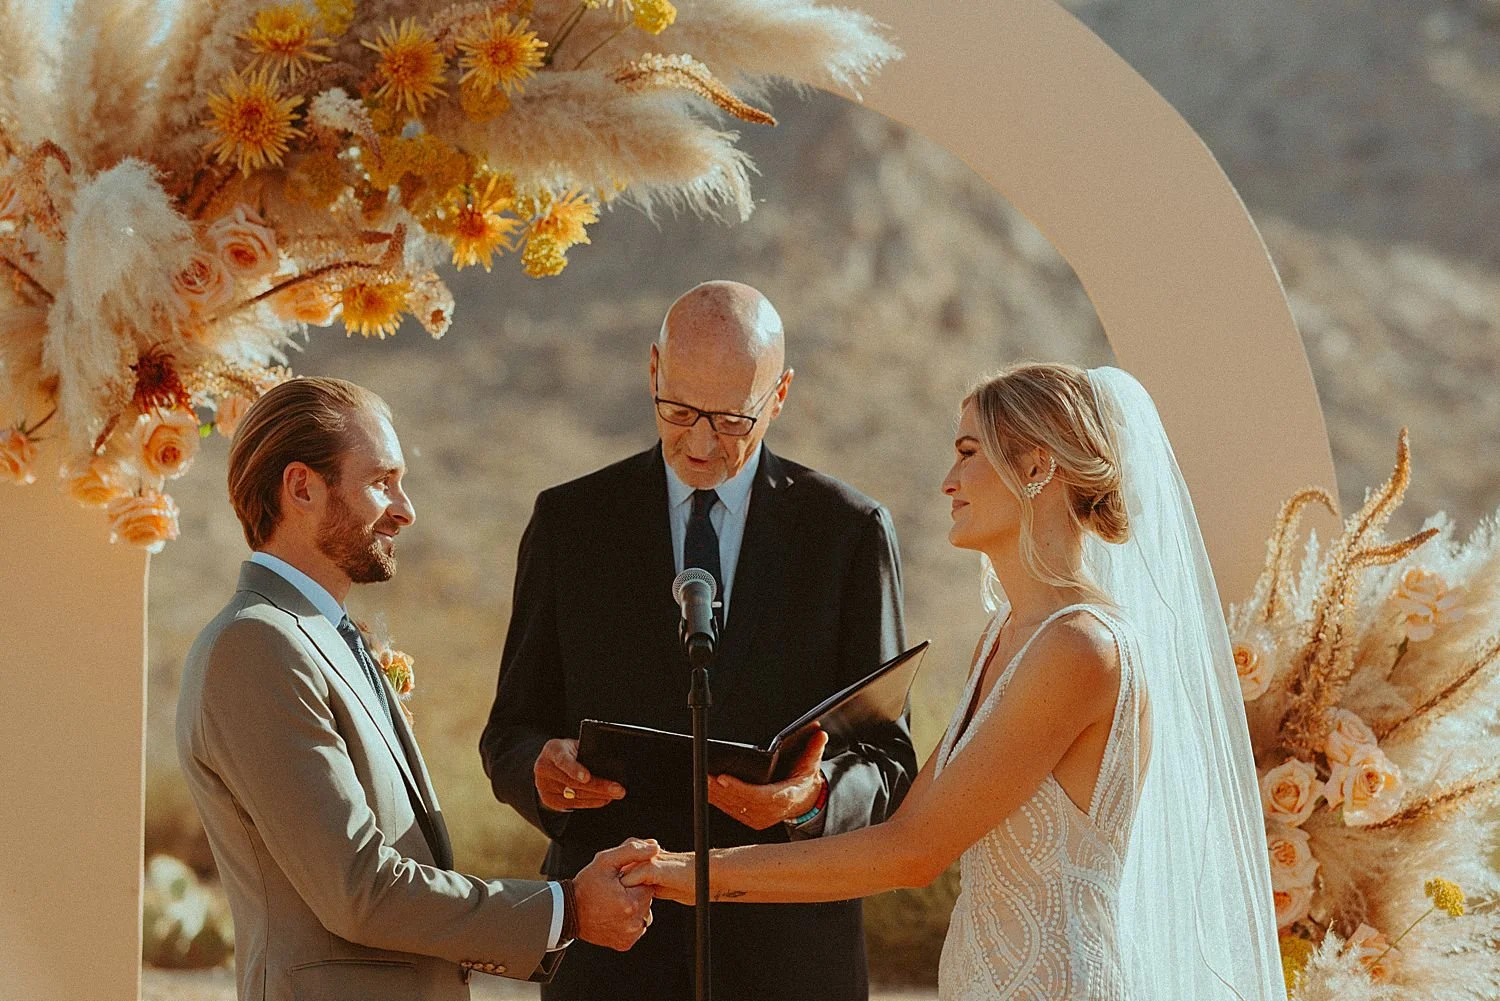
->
<box><xmin>653</xmin><ymin>374</ymin><xmax>784</xmax><ymax>437</ymax></box>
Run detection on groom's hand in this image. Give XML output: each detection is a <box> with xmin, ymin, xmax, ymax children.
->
<box><xmin>535</xmin><ymin>738</ymin><xmax>626</xmax><ymax>812</ymax></box>
<box><xmin>573</xmin><ymin>840</ymin><xmax>659</xmax><ymax>951</ymax></box>
<box><xmin>708</xmin><ymin>729</ymin><xmax>830</xmax><ymax>830</ymax></box>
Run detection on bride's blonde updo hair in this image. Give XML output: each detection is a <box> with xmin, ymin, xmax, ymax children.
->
<box><xmin>964</xmin><ymin>362</ymin><xmax>1129</xmax><ymax>592</ymax></box>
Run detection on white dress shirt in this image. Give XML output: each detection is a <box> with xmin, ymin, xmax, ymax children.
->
<box><xmin>664</xmin><ymin>444</ymin><xmax>762</xmax><ymax>622</ymax></box>
<box><xmin>247</xmin><ymin>552</ymin><xmax>569</xmax><ymax>950</ymax></box>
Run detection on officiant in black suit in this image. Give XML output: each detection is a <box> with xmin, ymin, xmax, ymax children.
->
<box><xmin>480</xmin><ymin>280</ymin><xmax>917</xmax><ymax>1001</ymax></box>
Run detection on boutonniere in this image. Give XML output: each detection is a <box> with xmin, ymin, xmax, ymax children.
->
<box><xmin>353</xmin><ymin>619</ymin><xmax>417</xmax><ymax>726</ymax></box>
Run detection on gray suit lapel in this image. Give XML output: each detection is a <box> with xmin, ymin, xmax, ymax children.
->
<box><xmin>236</xmin><ymin>563</ymin><xmax>435</xmax><ymax>849</ymax></box>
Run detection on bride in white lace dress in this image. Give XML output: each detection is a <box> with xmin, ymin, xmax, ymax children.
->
<box><xmin>627</xmin><ymin>364</ymin><xmax>1286</xmax><ymax>1000</ymax></box>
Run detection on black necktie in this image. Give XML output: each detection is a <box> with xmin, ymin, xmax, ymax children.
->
<box><xmin>337</xmin><ymin>616</ymin><xmax>399</xmax><ymax>733</ymax></box>
<box><xmin>685</xmin><ymin>488</ymin><xmax>724</xmax><ymax>629</ymax></box>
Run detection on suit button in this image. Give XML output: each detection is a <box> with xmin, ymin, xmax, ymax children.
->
<box><xmin>461</xmin><ymin>967</ymin><xmax>472</xmax><ymax>983</ymax></box>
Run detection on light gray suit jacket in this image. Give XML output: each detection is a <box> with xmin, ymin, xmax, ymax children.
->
<box><xmin>177</xmin><ymin>561</ymin><xmax>561</xmax><ymax>1001</ymax></box>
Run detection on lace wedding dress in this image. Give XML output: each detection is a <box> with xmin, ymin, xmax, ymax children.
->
<box><xmin>935</xmin><ymin>602</ymin><xmax>1146</xmax><ymax>1001</ymax></box>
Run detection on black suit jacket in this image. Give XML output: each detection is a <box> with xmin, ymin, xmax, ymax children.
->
<box><xmin>480</xmin><ymin>445</ymin><xmax>915</xmax><ymax>1001</ymax></box>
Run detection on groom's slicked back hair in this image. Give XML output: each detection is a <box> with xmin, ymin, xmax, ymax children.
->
<box><xmin>227</xmin><ymin>377</ymin><xmax>392</xmax><ymax>550</ymax></box>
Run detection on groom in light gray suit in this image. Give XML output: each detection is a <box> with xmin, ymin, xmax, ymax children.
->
<box><xmin>177</xmin><ymin>377</ymin><xmax>657</xmax><ymax>1001</ymax></box>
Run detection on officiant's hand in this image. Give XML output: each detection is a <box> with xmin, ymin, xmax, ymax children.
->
<box><xmin>535</xmin><ymin>738</ymin><xmax>626</xmax><ymax>812</ymax></box>
<box><xmin>709</xmin><ymin>729</ymin><xmax>829</xmax><ymax>830</ymax></box>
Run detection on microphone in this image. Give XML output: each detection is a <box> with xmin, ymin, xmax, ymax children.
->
<box><xmin>672</xmin><ymin>568</ymin><xmax>718</xmax><ymax>668</ymax></box>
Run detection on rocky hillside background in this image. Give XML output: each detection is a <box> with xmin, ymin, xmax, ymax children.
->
<box><xmin>141</xmin><ymin>1</ymin><xmax>1499</xmax><ymax>984</ymax></box>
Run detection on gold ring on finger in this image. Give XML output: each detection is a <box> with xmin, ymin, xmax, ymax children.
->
<box><xmin>563</xmin><ymin>786</ymin><xmax>577</xmax><ymax>800</ymax></box>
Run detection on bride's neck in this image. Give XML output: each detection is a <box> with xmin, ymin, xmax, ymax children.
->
<box><xmin>985</xmin><ymin>533</ymin><xmax>1089</xmax><ymax>625</ymax></box>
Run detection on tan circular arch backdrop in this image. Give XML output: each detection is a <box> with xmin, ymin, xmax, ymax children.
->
<box><xmin>0</xmin><ymin>3</ymin><xmax>1337</xmax><ymax>998</ymax></box>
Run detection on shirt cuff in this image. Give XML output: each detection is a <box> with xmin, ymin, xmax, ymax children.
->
<box><xmin>546</xmin><ymin>881</ymin><xmax>568</xmax><ymax>950</ymax></box>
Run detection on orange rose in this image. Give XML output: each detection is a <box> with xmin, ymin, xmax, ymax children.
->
<box><xmin>1326</xmin><ymin>746</ymin><xmax>1403</xmax><ymax>826</ymax></box>
<box><xmin>1265</xmin><ymin>823</ymin><xmax>1319</xmax><ymax>891</ymax></box>
<box><xmin>0</xmin><ymin>427</ymin><xmax>37</xmax><ymax>484</ymax></box>
<box><xmin>1260</xmin><ymin>758</ymin><xmax>1322</xmax><ymax>828</ymax></box>
<box><xmin>139</xmin><ymin>408</ymin><xmax>201</xmax><ymax>480</ymax></box>
<box><xmin>1344</xmin><ymin>923</ymin><xmax>1398</xmax><ymax>982</ymax></box>
<box><xmin>107</xmin><ymin>490</ymin><xmax>180</xmax><ymax>553</ymax></box>
<box><xmin>1273</xmin><ymin>883</ymin><xmax>1314</xmax><ymax>929</ymax></box>
<box><xmin>215</xmin><ymin>395</ymin><xmax>253</xmax><ymax>439</ymax></box>
<box><xmin>1235</xmin><ymin>641</ymin><xmax>1272</xmax><ymax>701</ymax></box>
<box><xmin>208</xmin><ymin>206</ymin><xmax>280</xmax><ymax>282</ymax></box>
<box><xmin>270</xmin><ymin>277</ymin><xmax>339</xmax><ymax>326</ymax></box>
<box><xmin>173</xmin><ymin>248</ymin><xmax>236</xmax><ymax>315</ymax></box>
<box><xmin>64</xmin><ymin>457</ymin><xmax>133</xmax><ymax>507</ymax></box>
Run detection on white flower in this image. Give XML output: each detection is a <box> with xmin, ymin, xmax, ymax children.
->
<box><xmin>1321</xmin><ymin>707</ymin><xmax>1378</xmax><ymax>766</ymax></box>
<box><xmin>1235</xmin><ymin>641</ymin><xmax>1273</xmax><ymax>701</ymax></box>
<box><xmin>1327</xmin><ymin>746</ymin><xmax>1403</xmax><ymax>826</ymax></box>
<box><xmin>1274</xmin><ymin>883</ymin><xmax>1315</xmax><ymax>929</ymax></box>
<box><xmin>1266</xmin><ymin>823</ymin><xmax>1320</xmax><ymax>891</ymax></box>
<box><xmin>1392</xmin><ymin>567</ymin><xmax>1465</xmax><ymax>642</ymax></box>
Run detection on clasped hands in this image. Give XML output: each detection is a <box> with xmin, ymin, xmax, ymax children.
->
<box><xmin>534</xmin><ymin>730</ymin><xmax>831</xmax><ymax>921</ymax></box>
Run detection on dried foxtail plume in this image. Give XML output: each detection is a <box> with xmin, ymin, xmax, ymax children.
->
<box><xmin>1279</xmin><ymin>430</ymin><xmax>1441</xmax><ymax>756</ymax></box>
<box><xmin>54</xmin><ymin>0</ymin><xmax>164</xmax><ymax>172</ymax></box>
<box><xmin>12</xmin><ymin>140</ymin><xmax>73</xmax><ymax>240</ymax></box>
<box><xmin>1367</xmin><ymin>770</ymin><xmax>1500</xmax><ymax>830</ymax></box>
<box><xmin>1376</xmin><ymin>634</ymin><xmax>1500</xmax><ymax>743</ymax></box>
<box><xmin>613</xmin><ymin>55</ymin><xmax>777</xmax><ymax>126</ymax></box>
<box><xmin>1250</xmin><ymin>486</ymin><xmax>1339</xmax><ymax>626</ymax></box>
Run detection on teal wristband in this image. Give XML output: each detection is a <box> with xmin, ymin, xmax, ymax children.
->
<box><xmin>789</xmin><ymin>776</ymin><xmax>829</xmax><ymax>826</ymax></box>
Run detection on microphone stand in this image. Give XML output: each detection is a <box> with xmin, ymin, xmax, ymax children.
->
<box><xmin>684</xmin><ymin>624</ymin><xmax>716</xmax><ymax>1001</ymax></box>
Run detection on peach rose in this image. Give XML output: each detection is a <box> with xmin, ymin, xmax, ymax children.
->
<box><xmin>173</xmin><ymin>248</ymin><xmax>236</xmax><ymax>315</ymax></box>
<box><xmin>0</xmin><ymin>427</ymin><xmax>37</xmax><ymax>484</ymax></box>
<box><xmin>208</xmin><ymin>206</ymin><xmax>280</xmax><ymax>282</ymax></box>
<box><xmin>376</xmin><ymin>647</ymin><xmax>416</xmax><ymax>699</ymax></box>
<box><xmin>1260</xmin><ymin>758</ymin><xmax>1323</xmax><ymax>828</ymax></box>
<box><xmin>1235</xmin><ymin>641</ymin><xmax>1272</xmax><ymax>701</ymax></box>
<box><xmin>1266</xmin><ymin>823</ymin><xmax>1319</xmax><ymax>891</ymax></box>
<box><xmin>215</xmin><ymin>395</ymin><xmax>253</xmax><ymax>439</ymax></box>
<box><xmin>107</xmin><ymin>489</ymin><xmax>180</xmax><ymax>554</ymax></box>
<box><xmin>139</xmin><ymin>408</ymin><xmax>201</xmax><ymax>480</ymax></box>
<box><xmin>1344</xmin><ymin>922</ymin><xmax>1398</xmax><ymax>982</ymax></box>
<box><xmin>1393</xmin><ymin>567</ymin><xmax>1465</xmax><ymax>643</ymax></box>
<box><xmin>269</xmin><ymin>277</ymin><xmax>339</xmax><ymax>327</ymax></box>
<box><xmin>1326</xmin><ymin>746</ymin><xmax>1403</xmax><ymax>826</ymax></box>
<box><xmin>1273</xmin><ymin>882</ymin><xmax>1314</xmax><ymax>929</ymax></box>
<box><xmin>64</xmin><ymin>457</ymin><xmax>133</xmax><ymax>507</ymax></box>
<box><xmin>1321</xmin><ymin>707</ymin><xmax>1378</xmax><ymax>766</ymax></box>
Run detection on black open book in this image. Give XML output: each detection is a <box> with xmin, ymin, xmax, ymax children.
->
<box><xmin>576</xmin><ymin>641</ymin><xmax>929</xmax><ymax>786</ymax></box>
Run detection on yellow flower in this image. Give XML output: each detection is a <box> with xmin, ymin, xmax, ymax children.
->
<box><xmin>457</xmin><ymin>15</ymin><xmax>546</xmax><ymax>96</ymax></box>
<box><xmin>1424</xmin><ymin>877</ymin><xmax>1465</xmax><ymax>918</ymax></box>
<box><xmin>528</xmin><ymin>188</ymin><xmax>597</xmax><ymax>248</ymax></box>
<box><xmin>362</xmin><ymin>18</ymin><xmax>447</xmax><ymax>119</ymax></box>
<box><xmin>458</xmin><ymin>77</ymin><xmax>512</xmax><ymax>121</ymax></box>
<box><xmin>1392</xmin><ymin>567</ymin><xmax>1465</xmax><ymax>642</ymax></box>
<box><xmin>376</xmin><ymin>647</ymin><xmax>416</xmax><ymax>698</ymax></box>
<box><xmin>204</xmin><ymin>67</ymin><xmax>305</xmax><ymax>175</ymax></box>
<box><xmin>438</xmin><ymin>173</ymin><xmax>521</xmax><ymax>271</ymax></box>
<box><xmin>240</xmin><ymin>3</ymin><xmax>333</xmax><ymax>80</ymax></box>
<box><xmin>1279</xmin><ymin>934</ymin><xmax>1314</xmax><ymax>993</ymax></box>
<box><xmin>285</xmin><ymin>149</ymin><xmax>350</xmax><ymax>209</ymax></box>
<box><xmin>314</xmin><ymin>0</ymin><xmax>356</xmax><ymax>36</ymax></box>
<box><xmin>340</xmin><ymin>279</ymin><xmax>410</xmax><ymax>338</ymax></box>
<box><xmin>632</xmin><ymin>0</ymin><xmax>676</xmax><ymax>34</ymax></box>
<box><xmin>521</xmin><ymin>234</ymin><xmax>569</xmax><ymax>277</ymax></box>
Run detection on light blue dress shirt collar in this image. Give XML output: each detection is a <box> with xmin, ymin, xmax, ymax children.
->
<box><xmin>663</xmin><ymin>443</ymin><xmax>762</xmax><ymax>517</ymax></box>
<box><xmin>249</xmin><ymin>551</ymin><xmax>347</xmax><ymax>626</ymax></box>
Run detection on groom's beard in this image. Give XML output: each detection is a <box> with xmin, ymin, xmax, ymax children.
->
<box><xmin>316</xmin><ymin>491</ymin><xmax>398</xmax><ymax>584</ymax></box>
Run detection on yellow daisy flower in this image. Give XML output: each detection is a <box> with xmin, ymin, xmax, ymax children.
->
<box><xmin>240</xmin><ymin>3</ymin><xmax>333</xmax><ymax>80</ymax></box>
<box><xmin>457</xmin><ymin>15</ymin><xmax>547</xmax><ymax>96</ymax></box>
<box><xmin>528</xmin><ymin>188</ymin><xmax>598</xmax><ymax>248</ymax></box>
<box><xmin>633</xmin><ymin>0</ymin><xmax>676</xmax><ymax>35</ymax></box>
<box><xmin>442</xmin><ymin>174</ymin><xmax>522</xmax><ymax>271</ymax></box>
<box><xmin>284</xmin><ymin>149</ymin><xmax>349</xmax><ymax>209</ymax></box>
<box><xmin>458</xmin><ymin>77</ymin><xmax>512</xmax><ymax>122</ymax></box>
<box><xmin>314</xmin><ymin>0</ymin><xmax>356</xmax><ymax>36</ymax></box>
<box><xmin>361</xmin><ymin>18</ymin><xmax>448</xmax><ymax>119</ymax></box>
<box><xmin>1279</xmin><ymin>933</ymin><xmax>1313</xmax><ymax>992</ymax></box>
<box><xmin>1424</xmin><ymin>877</ymin><xmax>1466</xmax><ymax>918</ymax></box>
<box><xmin>204</xmin><ymin>67</ymin><xmax>306</xmax><ymax>176</ymax></box>
<box><xmin>340</xmin><ymin>279</ymin><xmax>411</xmax><ymax>338</ymax></box>
<box><xmin>521</xmin><ymin>234</ymin><xmax>569</xmax><ymax>277</ymax></box>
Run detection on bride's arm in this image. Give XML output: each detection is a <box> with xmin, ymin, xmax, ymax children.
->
<box><xmin>627</xmin><ymin>616</ymin><xmax>1122</xmax><ymax>904</ymax></box>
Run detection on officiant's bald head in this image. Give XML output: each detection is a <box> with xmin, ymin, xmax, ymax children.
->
<box><xmin>649</xmin><ymin>281</ymin><xmax>793</xmax><ymax>489</ymax></box>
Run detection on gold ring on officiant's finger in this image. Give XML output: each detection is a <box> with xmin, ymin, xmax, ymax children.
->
<box><xmin>563</xmin><ymin>786</ymin><xmax>577</xmax><ymax>800</ymax></box>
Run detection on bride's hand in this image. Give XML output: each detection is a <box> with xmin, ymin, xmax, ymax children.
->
<box><xmin>619</xmin><ymin>851</ymin><xmax>695</xmax><ymax>905</ymax></box>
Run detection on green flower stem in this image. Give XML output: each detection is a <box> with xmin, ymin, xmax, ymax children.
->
<box><xmin>545</xmin><ymin>3</ymin><xmax>592</xmax><ymax>66</ymax></box>
<box><xmin>573</xmin><ymin>23</ymin><xmax>628</xmax><ymax>69</ymax></box>
<box><xmin>1372</xmin><ymin>905</ymin><xmax>1433</xmax><ymax>965</ymax></box>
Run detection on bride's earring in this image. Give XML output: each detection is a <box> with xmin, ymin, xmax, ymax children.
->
<box><xmin>1021</xmin><ymin>456</ymin><xmax>1057</xmax><ymax>500</ymax></box>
